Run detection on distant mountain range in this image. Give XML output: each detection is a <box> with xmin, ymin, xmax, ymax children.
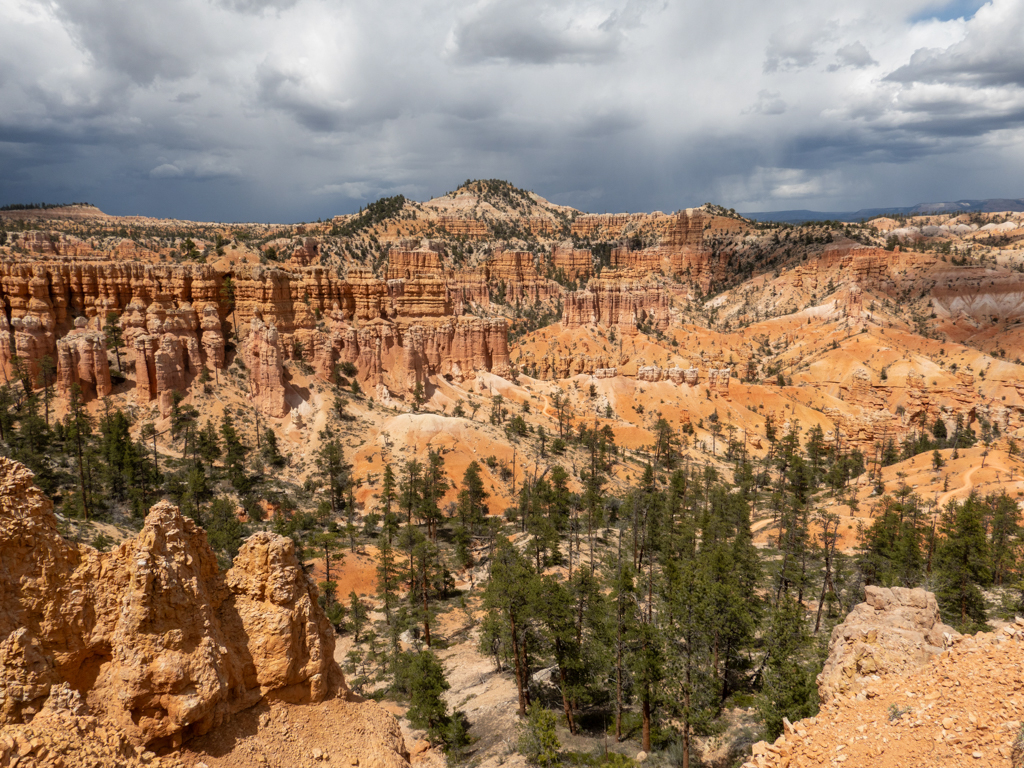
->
<box><xmin>740</xmin><ymin>198</ymin><xmax>1024</xmax><ymax>224</ymax></box>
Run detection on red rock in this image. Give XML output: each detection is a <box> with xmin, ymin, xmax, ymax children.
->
<box><xmin>243</xmin><ymin>316</ymin><xmax>287</xmax><ymax>418</ymax></box>
<box><xmin>0</xmin><ymin>457</ymin><xmax>346</xmax><ymax>748</ymax></box>
<box><xmin>56</xmin><ymin>319</ymin><xmax>112</xmax><ymax>400</ymax></box>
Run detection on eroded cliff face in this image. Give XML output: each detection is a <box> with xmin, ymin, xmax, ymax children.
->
<box><xmin>231</xmin><ymin>262</ymin><xmax>511</xmax><ymax>399</ymax></box>
<box><xmin>0</xmin><ymin>457</ymin><xmax>345</xmax><ymax>749</ymax></box>
<box><xmin>0</xmin><ymin>261</ymin><xmax>223</xmax><ymax>409</ymax></box>
<box><xmin>0</xmin><ymin>256</ymin><xmax>514</xmax><ymax>415</ymax></box>
<box><xmin>564</xmin><ymin>270</ymin><xmax>674</xmax><ymax>333</ymax></box>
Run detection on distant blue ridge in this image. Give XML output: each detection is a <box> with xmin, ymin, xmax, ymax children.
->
<box><xmin>740</xmin><ymin>198</ymin><xmax>1024</xmax><ymax>225</ymax></box>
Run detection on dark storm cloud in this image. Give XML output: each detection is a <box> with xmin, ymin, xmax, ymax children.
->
<box><xmin>1</xmin><ymin>0</ymin><xmax>1023</xmax><ymax>219</ymax></box>
<box><xmin>48</xmin><ymin>0</ymin><xmax>218</xmax><ymax>85</ymax></box>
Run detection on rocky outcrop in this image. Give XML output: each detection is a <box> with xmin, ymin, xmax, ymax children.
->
<box><xmin>200</xmin><ymin>304</ymin><xmax>225</xmax><ymax>370</ymax></box>
<box><xmin>289</xmin><ymin>236</ymin><xmax>319</xmax><ymax>266</ymax></box>
<box><xmin>564</xmin><ymin>270</ymin><xmax>673</xmax><ymax>332</ymax></box>
<box><xmin>8</xmin><ymin>314</ymin><xmax>54</xmax><ymax>384</ymax></box>
<box><xmin>386</xmin><ymin>249</ymin><xmax>445</xmax><ymax>280</ymax></box>
<box><xmin>0</xmin><ymin>457</ymin><xmax>345</xmax><ymax>749</ymax></box>
<box><xmin>817</xmin><ymin>586</ymin><xmax>960</xmax><ymax>705</ymax></box>
<box><xmin>129</xmin><ymin>305</ymin><xmax>205</xmax><ymax>417</ymax></box>
<box><xmin>233</xmin><ymin>264</ymin><xmax>513</xmax><ymax>398</ymax></box>
<box><xmin>484</xmin><ymin>251</ymin><xmax>562</xmax><ymax>304</ymax></box>
<box><xmin>0</xmin><ymin>261</ymin><xmax>222</xmax><ymax>336</ymax></box>
<box><xmin>243</xmin><ymin>316</ymin><xmax>287</xmax><ymax>418</ymax></box>
<box><xmin>0</xmin><ymin>260</ymin><xmax>225</xmax><ymax>402</ymax></box>
<box><xmin>551</xmin><ymin>246</ymin><xmax>593</xmax><ymax>282</ymax></box>
<box><xmin>55</xmin><ymin>319</ymin><xmax>112</xmax><ymax>400</ymax></box>
<box><xmin>432</xmin><ymin>216</ymin><xmax>490</xmax><ymax>239</ymax></box>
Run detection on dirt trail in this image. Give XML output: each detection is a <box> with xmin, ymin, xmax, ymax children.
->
<box><xmin>937</xmin><ymin>453</ymin><xmax>1011</xmax><ymax>507</ymax></box>
<box><xmin>939</xmin><ymin>464</ymin><xmax>981</xmax><ymax>507</ymax></box>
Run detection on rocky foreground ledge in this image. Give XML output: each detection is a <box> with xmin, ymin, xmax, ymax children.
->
<box><xmin>745</xmin><ymin>586</ymin><xmax>1024</xmax><ymax>768</ymax></box>
<box><xmin>0</xmin><ymin>457</ymin><xmax>409</xmax><ymax>768</ymax></box>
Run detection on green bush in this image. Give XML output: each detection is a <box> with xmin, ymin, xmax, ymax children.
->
<box><xmin>519</xmin><ymin>703</ymin><xmax>560</xmax><ymax>768</ymax></box>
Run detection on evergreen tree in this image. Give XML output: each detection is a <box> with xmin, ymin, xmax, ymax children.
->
<box><xmin>457</xmin><ymin>461</ymin><xmax>489</xmax><ymax>532</ymax></box>
<box><xmin>756</xmin><ymin>597</ymin><xmax>819</xmax><ymax>739</ymax></box>
<box><xmin>935</xmin><ymin>495</ymin><xmax>991</xmax><ymax>630</ymax></box>
<box><xmin>104</xmin><ymin>311</ymin><xmax>124</xmax><ymax>375</ymax></box>
<box><xmin>316</xmin><ymin>438</ymin><xmax>352</xmax><ymax>519</ymax></box>
<box><xmin>482</xmin><ymin>536</ymin><xmax>539</xmax><ymax>716</ymax></box>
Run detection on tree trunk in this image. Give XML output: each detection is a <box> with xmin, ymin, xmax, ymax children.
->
<box><xmin>558</xmin><ymin>663</ymin><xmax>576</xmax><ymax>734</ymax></box>
<box><xmin>509</xmin><ymin>614</ymin><xmax>527</xmax><ymax>717</ymax></box>
<box><xmin>641</xmin><ymin>689</ymin><xmax>652</xmax><ymax>752</ymax></box>
<box><xmin>422</xmin><ymin>572</ymin><xmax>431</xmax><ymax>648</ymax></box>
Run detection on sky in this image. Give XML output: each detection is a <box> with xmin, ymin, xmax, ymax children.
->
<box><xmin>0</xmin><ymin>0</ymin><xmax>1022</xmax><ymax>221</ymax></box>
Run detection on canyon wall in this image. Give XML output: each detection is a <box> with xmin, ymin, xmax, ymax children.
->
<box><xmin>563</xmin><ymin>269</ymin><xmax>673</xmax><ymax>333</ymax></box>
<box><xmin>0</xmin><ymin>257</ymin><xmax>513</xmax><ymax>414</ymax></box>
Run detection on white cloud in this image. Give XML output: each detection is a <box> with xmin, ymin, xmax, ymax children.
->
<box><xmin>150</xmin><ymin>163</ymin><xmax>183</xmax><ymax>178</ymax></box>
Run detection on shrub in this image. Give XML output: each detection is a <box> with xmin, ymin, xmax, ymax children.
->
<box><xmin>518</xmin><ymin>702</ymin><xmax>560</xmax><ymax>768</ymax></box>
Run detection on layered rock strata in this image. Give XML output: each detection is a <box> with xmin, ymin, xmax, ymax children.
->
<box><xmin>551</xmin><ymin>246</ymin><xmax>593</xmax><ymax>282</ymax></box>
<box><xmin>232</xmin><ymin>264</ymin><xmax>511</xmax><ymax>399</ymax></box>
<box><xmin>564</xmin><ymin>270</ymin><xmax>673</xmax><ymax>332</ymax></box>
<box><xmin>243</xmin><ymin>316</ymin><xmax>287</xmax><ymax>418</ymax></box>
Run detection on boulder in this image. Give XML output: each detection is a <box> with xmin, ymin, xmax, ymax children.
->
<box><xmin>817</xmin><ymin>585</ymin><xmax>960</xmax><ymax>703</ymax></box>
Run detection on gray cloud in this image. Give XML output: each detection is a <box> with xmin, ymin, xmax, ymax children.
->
<box><xmin>1</xmin><ymin>0</ymin><xmax>1023</xmax><ymax>220</ymax></box>
<box><xmin>216</xmin><ymin>0</ymin><xmax>301</xmax><ymax>14</ymax></box>
<box><xmin>447</xmin><ymin>1</ymin><xmax>643</xmax><ymax>65</ymax></box>
<box><xmin>828</xmin><ymin>41</ymin><xmax>878</xmax><ymax>71</ymax></box>
<box><xmin>763</xmin><ymin>23</ymin><xmax>825</xmax><ymax>73</ymax></box>
<box><xmin>746</xmin><ymin>90</ymin><xmax>788</xmax><ymax>115</ymax></box>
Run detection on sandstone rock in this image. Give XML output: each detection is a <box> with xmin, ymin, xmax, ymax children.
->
<box><xmin>199</xmin><ymin>305</ymin><xmax>225</xmax><ymax>371</ymax></box>
<box><xmin>0</xmin><ymin>457</ymin><xmax>346</xmax><ymax>749</ymax></box>
<box><xmin>637</xmin><ymin>365</ymin><xmax>663</xmax><ymax>382</ymax></box>
<box><xmin>817</xmin><ymin>586</ymin><xmax>961</xmax><ymax>704</ymax></box>
<box><xmin>56</xmin><ymin>320</ymin><xmax>112</xmax><ymax>400</ymax></box>
<box><xmin>551</xmin><ymin>246</ymin><xmax>593</xmax><ymax>282</ymax></box>
<box><xmin>564</xmin><ymin>270</ymin><xmax>672</xmax><ymax>332</ymax></box>
<box><xmin>243</xmin><ymin>316</ymin><xmax>287</xmax><ymax>418</ymax></box>
<box><xmin>386</xmin><ymin>249</ymin><xmax>444</xmax><ymax>281</ymax></box>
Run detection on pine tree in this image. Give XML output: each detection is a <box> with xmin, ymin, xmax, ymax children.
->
<box><xmin>65</xmin><ymin>384</ymin><xmax>94</xmax><ymax>519</ymax></box>
<box><xmin>404</xmin><ymin>650</ymin><xmax>452</xmax><ymax>740</ymax></box>
<box><xmin>756</xmin><ymin>597</ymin><xmax>819</xmax><ymax>739</ymax></box>
<box><xmin>935</xmin><ymin>495</ymin><xmax>991</xmax><ymax>630</ymax></box>
<box><xmin>420</xmin><ymin>449</ymin><xmax>449</xmax><ymax>542</ymax></box>
<box><xmin>457</xmin><ymin>461</ymin><xmax>489</xmax><ymax>532</ymax></box>
<box><xmin>376</xmin><ymin>528</ymin><xmax>401</xmax><ymax>624</ymax></box>
<box><xmin>316</xmin><ymin>438</ymin><xmax>351</xmax><ymax>519</ymax></box>
<box><xmin>104</xmin><ymin>311</ymin><xmax>124</xmax><ymax>375</ymax></box>
<box><xmin>483</xmin><ymin>536</ymin><xmax>539</xmax><ymax>716</ymax></box>
<box><xmin>534</xmin><ymin>575</ymin><xmax>583</xmax><ymax>733</ymax></box>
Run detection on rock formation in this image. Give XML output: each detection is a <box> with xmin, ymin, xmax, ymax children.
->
<box><xmin>743</xmin><ymin>590</ymin><xmax>1024</xmax><ymax>768</ymax></box>
<box><xmin>817</xmin><ymin>585</ymin><xmax>960</xmax><ymax>705</ymax></box>
<box><xmin>0</xmin><ymin>457</ymin><xmax>345</xmax><ymax>749</ymax></box>
<box><xmin>243</xmin><ymin>316</ymin><xmax>287</xmax><ymax>418</ymax></box>
<box><xmin>564</xmin><ymin>270</ymin><xmax>673</xmax><ymax>332</ymax></box>
<box><xmin>551</xmin><ymin>246</ymin><xmax>593</xmax><ymax>282</ymax></box>
<box><xmin>55</xmin><ymin>318</ymin><xmax>112</xmax><ymax>400</ymax></box>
